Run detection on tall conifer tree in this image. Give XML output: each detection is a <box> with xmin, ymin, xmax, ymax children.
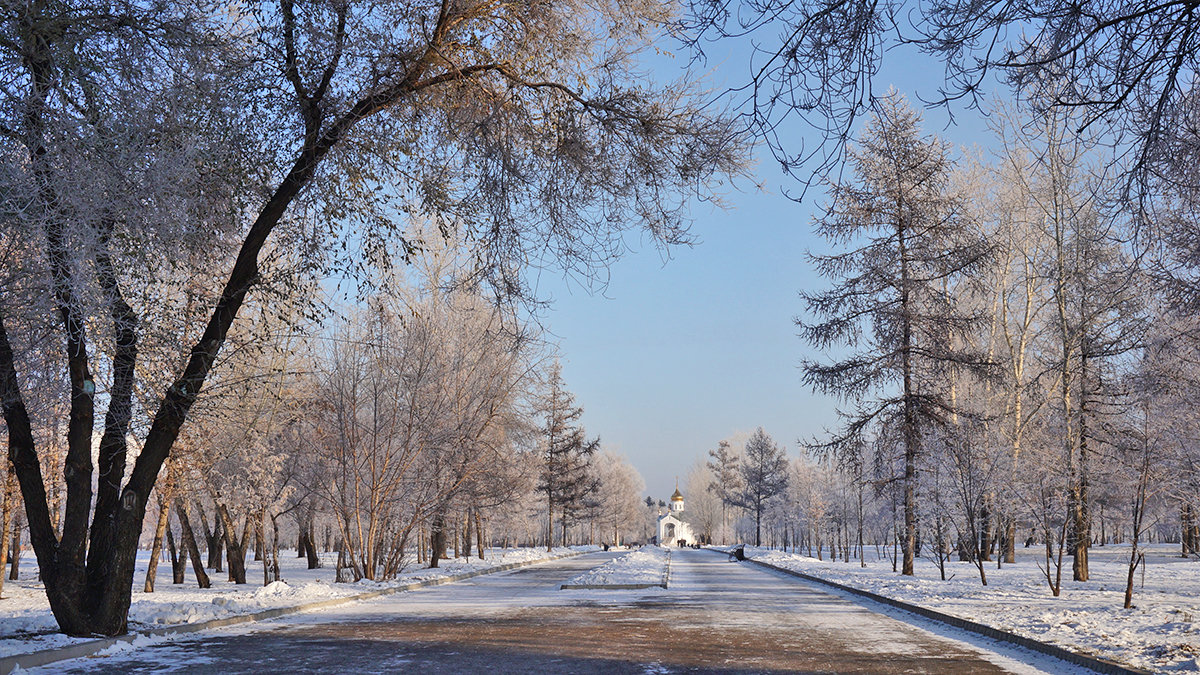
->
<box><xmin>537</xmin><ymin>362</ymin><xmax>599</xmax><ymax>550</ymax></box>
<box><xmin>734</xmin><ymin>428</ymin><xmax>788</xmax><ymax>547</ymax></box>
<box><xmin>799</xmin><ymin>93</ymin><xmax>993</xmax><ymax>575</ymax></box>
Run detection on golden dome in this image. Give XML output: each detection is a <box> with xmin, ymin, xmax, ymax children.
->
<box><xmin>670</xmin><ymin>487</ymin><xmax>684</xmax><ymax>502</ymax></box>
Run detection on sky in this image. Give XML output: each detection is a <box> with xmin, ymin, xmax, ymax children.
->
<box><xmin>535</xmin><ymin>35</ymin><xmax>1002</xmax><ymax>501</ymax></box>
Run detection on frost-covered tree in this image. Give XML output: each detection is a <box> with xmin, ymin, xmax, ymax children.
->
<box><xmin>304</xmin><ymin>241</ymin><xmax>537</xmax><ymax>579</ymax></box>
<box><xmin>683</xmin><ymin>460</ymin><xmax>721</xmax><ymax>544</ymax></box>
<box><xmin>991</xmin><ymin>97</ymin><xmax>1143</xmax><ymax>582</ymax></box>
<box><xmin>0</xmin><ymin>0</ymin><xmax>743</xmax><ymax>636</ymax></box>
<box><xmin>683</xmin><ymin>0</ymin><xmax>1200</xmax><ymax>192</ymax></box>
<box><xmin>591</xmin><ymin>451</ymin><xmax>646</xmax><ymax>546</ymax></box>
<box><xmin>733</xmin><ymin>428</ymin><xmax>787</xmax><ymax>546</ymax></box>
<box><xmin>705</xmin><ymin>439</ymin><xmax>742</xmax><ymax>545</ymax></box>
<box><xmin>537</xmin><ymin>362</ymin><xmax>599</xmax><ymax>550</ymax></box>
<box><xmin>799</xmin><ymin>93</ymin><xmax>993</xmax><ymax>575</ymax></box>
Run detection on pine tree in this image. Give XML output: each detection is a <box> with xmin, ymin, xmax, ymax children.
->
<box><xmin>706</xmin><ymin>440</ymin><xmax>742</xmax><ymax>545</ymax></box>
<box><xmin>537</xmin><ymin>362</ymin><xmax>599</xmax><ymax>550</ymax></box>
<box><xmin>799</xmin><ymin>92</ymin><xmax>994</xmax><ymax>575</ymax></box>
<box><xmin>733</xmin><ymin>428</ymin><xmax>788</xmax><ymax>547</ymax></box>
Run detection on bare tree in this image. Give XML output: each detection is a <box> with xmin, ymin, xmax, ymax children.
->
<box><xmin>684</xmin><ymin>460</ymin><xmax>721</xmax><ymax>545</ymax></box>
<box><xmin>682</xmin><ymin>0</ymin><xmax>1199</xmax><ymax>191</ymax></box>
<box><xmin>592</xmin><ymin>451</ymin><xmax>647</xmax><ymax>547</ymax></box>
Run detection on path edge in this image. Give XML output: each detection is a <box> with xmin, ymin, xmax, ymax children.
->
<box><xmin>0</xmin><ymin>550</ymin><xmax>586</xmax><ymax>674</ymax></box>
<box><xmin>711</xmin><ymin>548</ymin><xmax>1150</xmax><ymax>675</ymax></box>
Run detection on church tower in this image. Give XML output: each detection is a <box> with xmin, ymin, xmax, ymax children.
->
<box><xmin>657</xmin><ymin>478</ymin><xmax>696</xmax><ymax>546</ymax></box>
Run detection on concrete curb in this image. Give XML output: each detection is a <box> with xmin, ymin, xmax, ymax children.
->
<box><xmin>709</xmin><ymin>548</ymin><xmax>1150</xmax><ymax>675</ymax></box>
<box><xmin>0</xmin><ymin>550</ymin><xmax>587</xmax><ymax>674</ymax></box>
<box><xmin>559</xmin><ymin>548</ymin><xmax>671</xmax><ymax>590</ymax></box>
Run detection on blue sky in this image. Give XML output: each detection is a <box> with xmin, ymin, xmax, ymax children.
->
<box><xmin>537</xmin><ymin>36</ymin><xmax>1002</xmax><ymax>501</ymax></box>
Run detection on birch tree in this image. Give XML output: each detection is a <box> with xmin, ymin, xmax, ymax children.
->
<box><xmin>592</xmin><ymin>451</ymin><xmax>646</xmax><ymax>547</ymax></box>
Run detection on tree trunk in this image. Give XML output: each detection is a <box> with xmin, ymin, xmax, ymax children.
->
<box><xmin>167</xmin><ymin>526</ymin><xmax>185</xmax><ymax>585</ymax></box>
<box><xmin>297</xmin><ymin>517</ymin><xmax>306</xmax><ymax>558</ymax></box>
<box><xmin>143</xmin><ymin>499</ymin><xmax>171</xmax><ymax>593</ymax></box>
<box><xmin>452</xmin><ymin>516</ymin><xmax>460</xmax><ymax>559</ymax></box>
<box><xmin>897</xmin><ymin>207</ymin><xmax>919</xmax><ymax>577</ymax></box>
<box><xmin>302</xmin><ymin>519</ymin><xmax>321</xmax><ymax>569</ymax></box>
<box><xmin>253</xmin><ymin>517</ymin><xmax>264</xmax><ymax>562</ymax></box>
<box><xmin>262</xmin><ymin>518</ymin><xmax>271</xmax><ymax>586</ymax></box>
<box><xmin>462</xmin><ymin>509</ymin><xmax>472</xmax><ymax>558</ymax></box>
<box><xmin>754</xmin><ymin>502</ymin><xmax>762</xmax><ymax>547</ymax></box>
<box><xmin>217</xmin><ymin>505</ymin><xmax>249</xmax><ymax>584</ymax></box>
<box><xmin>196</xmin><ymin>503</ymin><xmax>224</xmax><ymax>572</ymax></box>
<box><xmin>546</xmin><ymin>499</ymin><xmax>554</xmax><ymax>552</ymax></box>
<box><xmin>1183</xmin><ymin>503</ymin><xmax>1194</xmax><ymax>557</ymax></box>
<box><xmin>226</xmin><ymin>532</ymin><xmax>247</xmax><ymax>584</ymax></box>
<box><xmin>476</xmin><ymin>510</ymin><xmax>485</xmax><ymax>560</ymax></box>
<box><xmin>0</xmin><ymin>474</ymin><xmax>14</xmax><ymax>598</ymax></box>
<box><xmin>429</xmin><ymin>511</ymin><xmax>446</xmax><ymax>569</ymax></box>
<box><xmin>297</xmin><ymin>529</ymin><xmax>310</xmax><ymax>560</ymax></box>
<box><xmin>335</xmin><ymin>541</ymin><xmax>352</xmax><ymax>583</ymax></box>
<box><xmin>270</xmin><ymin>513</ymin><xmax>281</xmax><ymax>583</ymax></box>
<box><xmin>1073</xmin><ymin>353</ymin><xmax>1091</xmax><ymax>582</ymax></box>
<box><xmin>979</xmin><ymin>496</ymin><xmax>993</xmax><ymax>562</ymax></box>
<box><xmin>173</xmin><ymin>501</ymin><xmax>211</xmax><ymax>589</ymax></box>
<box><xmin>9</xmin><ymin>526</ymin><xmax>21</xmax><ymax>581</ymax></box>
<box><xmin>1003</xmin><ymin>517</ymin><xmax>1016</xmax><ymax>564</ymax></box>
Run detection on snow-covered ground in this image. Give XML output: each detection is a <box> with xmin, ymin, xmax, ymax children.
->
<box><xmin>560</xmin><ymin>545</ymin><xmax>670</xmax><ymax>588</ymax></box>
<box><xmin>27</xmin><ymin>550</ymin><xmax>1077</xmax><ymax>675</ymax></box>
<box><xmin>746</xmin><ymin>542</ymin><xmax>1200</xmax><ymax>672</ymax></box>
<box><xmin>0</xmin><ymin>545</ymin><xmax>596</xmax><ymax>659</ymax></box>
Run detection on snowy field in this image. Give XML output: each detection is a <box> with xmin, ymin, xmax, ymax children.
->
<box><xmin>560</xmin><ymin>545</ymin><xmax>670</xmax><ymax>588</ymax></box>
<box><xmin>0</xmin><ymin>545</ymin><xmax>596</xmax><ymax>659</ymax></box>
<box><xmin>746</xmin><ymin>542</ymin><xmax>1200</xmax><ymax>672</ymax></box>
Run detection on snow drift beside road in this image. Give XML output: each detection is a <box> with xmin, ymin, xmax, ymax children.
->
<box><xmin>561</xmin><ymin>545</ymin><xmax>669</xmax><ymax>588</ymax></box>
<box><xmin>748</xmin><ymin>544</ymin><xmax>1200</xmax><ymax>672</ymax></box>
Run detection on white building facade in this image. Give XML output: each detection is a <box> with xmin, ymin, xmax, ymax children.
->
<box><xmin>657</xmin><ymin>487</ymin><xmax>697</xmax><ymax>546</ymax></box>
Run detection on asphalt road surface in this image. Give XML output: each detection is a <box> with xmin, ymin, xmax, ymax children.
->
<box><xmin>39</xmin><ymin>549</ymin><xmax>1081</xmax><ymax>674</ymax></box>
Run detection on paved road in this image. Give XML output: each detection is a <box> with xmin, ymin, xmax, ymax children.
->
<box><xmin>41</xmin><ymin>549</ymin><xmax>1074</xmax><ymax>674</ymax></box>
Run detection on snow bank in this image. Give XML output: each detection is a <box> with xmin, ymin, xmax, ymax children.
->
<box><xmin>0</xmin><ymin>545</ymin><xmax>594</xmax><ymax>659</ymax></box>
<box><xmin>561</xmin><ymin>545</ymin><xmax>670</xmax><ymax>588</ymax></box>
<box><xmin>747</xmin><ymin>543</ymin><xmax>1200</xmax><ymax>672</ymax></box>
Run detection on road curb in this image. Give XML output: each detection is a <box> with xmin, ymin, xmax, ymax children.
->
<box><xmin>710</xmin><ymin>548</ymin><xmax>1150</xmax><ymax>675</ymax></box>
<box><xmin>0</xmin><ymin>550</ymin><xmax>587</xmax><ymax>674</ymax></box>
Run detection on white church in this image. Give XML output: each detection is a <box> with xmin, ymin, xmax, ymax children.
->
<box><xmin>656</xmin><ymin>486</ymin><xmax>698</xmax><ymax>546</ymax></box>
